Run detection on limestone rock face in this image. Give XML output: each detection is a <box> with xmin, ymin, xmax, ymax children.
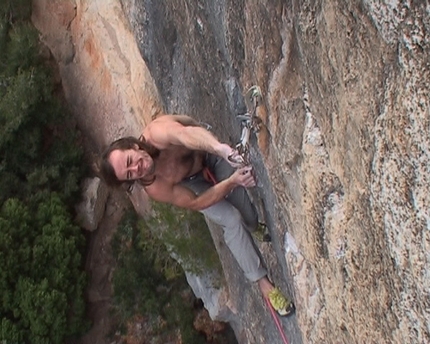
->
<box><xmin>31</xmin><ymin>0</ymin><xmax>162</xmax><ymax>147</ymax></box>
<box><xmin>32</xmin><ymin>0</ymin><xmax>430</xmax><ymax>343</ymax></box>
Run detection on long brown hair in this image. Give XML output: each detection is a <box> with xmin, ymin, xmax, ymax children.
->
<box><xmin>98</xmin><ymin>136</ymin><xmax>160</xmax><ymax>187</ymax></box>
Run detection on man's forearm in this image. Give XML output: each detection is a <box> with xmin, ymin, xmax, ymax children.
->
<box><xmin>178</xmin><ymin>126</ymin><xmax>230</xmax><ymax>158</ymax></box>
<box><xmin>190</xmin><ymin>178</ymin><xmax>236</xmax><ymax>211</ymax></box>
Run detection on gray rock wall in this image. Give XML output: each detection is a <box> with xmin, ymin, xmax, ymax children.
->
<box><xmin>122</xmin><ymin>1</ymin><xmax>430</xmax><ymax>343</ymax></box>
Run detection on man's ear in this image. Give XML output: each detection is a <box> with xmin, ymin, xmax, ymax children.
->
<box><xmin>92</xmin><ymin>161</ymin><xmax>102</xmax><ymax>177</ymax></box>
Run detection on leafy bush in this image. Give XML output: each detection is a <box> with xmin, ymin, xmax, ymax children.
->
<box><xmin>142</xmin><ymin>202</ymin><xmax>222</xmax><ymax>276</ymax></box>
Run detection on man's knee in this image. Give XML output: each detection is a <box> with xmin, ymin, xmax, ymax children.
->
<box><xmin>238</xmin><ymin>205</ymin><xmax>257</xmax><ymax>232</ymax></box>
<box><xmin>201</xmin><ymin>203</ymin><xmax>243</xmax><ymax>228</ymax></box>
<box><xmin>220</xmin><ymin>207</ymin><xmax>243</xmax><ymax>228</ymax></box>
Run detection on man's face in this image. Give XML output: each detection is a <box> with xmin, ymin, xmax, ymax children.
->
<box><xmin>108</xmin><ymin>147</ymin><xmax>154</xmax><ymax>182</ymax></box>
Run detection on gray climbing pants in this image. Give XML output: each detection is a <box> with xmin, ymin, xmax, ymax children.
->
<box><xmin>181</xmin><ymin>154</ymin><xmax>267</xmax><ymax>282</ymax></box>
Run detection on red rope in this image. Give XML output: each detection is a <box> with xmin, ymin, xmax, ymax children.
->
<box><xmin>264</xmin><ymin>297</ymin><xmax>290</xmax><ymax>344</ymax></box>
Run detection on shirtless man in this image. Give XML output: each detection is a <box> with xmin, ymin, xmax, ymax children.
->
<box><xmin>99</xmin><ymin>114</ymin><xmax>293</xmax><ymax>316</ymax></box>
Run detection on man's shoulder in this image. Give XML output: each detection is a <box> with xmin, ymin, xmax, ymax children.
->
<box><xmin>150</xmin><ymin>114</ymin><xmax>197</xmax><ymax>127</ymax></box>
<box><xmin>144</xmin><ymin>115</ymin><xmax>168</xmax><ymax>133</ymax></box>
<box><xmin>143</xmin><ymin>115</ymin><xmax>178</xmax><ymax>148</ymax></box>
<box><xmin>148</xmin><ymin>115</ymin><xmax>183</xmax><ymax>132</ymax></box>
<box><xmin>150</xmin><ymin>114</ymin><xmax>177</xmax><ymax>124</ymax></box>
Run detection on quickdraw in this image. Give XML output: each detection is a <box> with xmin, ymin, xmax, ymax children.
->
<box><xmin>228</xmin><ymin>85</ymin><xmax>263</xmax><ymax>166</ymax></box>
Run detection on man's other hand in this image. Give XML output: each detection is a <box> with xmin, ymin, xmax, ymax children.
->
<box><xmin>230</xmin><ymin>166</ymin><xmax>256</xmax><ymax>188</ymax></box>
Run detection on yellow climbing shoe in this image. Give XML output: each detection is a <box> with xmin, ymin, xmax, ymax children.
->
<box><xmin>268</xmin><ymin>287</ymin><xmax>295</xmax><ymax>317</ymax></box>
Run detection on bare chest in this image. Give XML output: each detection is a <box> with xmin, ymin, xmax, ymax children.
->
<box><xmin>154</xmin><ymin>147</ymin><xmax>203</xmax><ymax>183</ymax></box>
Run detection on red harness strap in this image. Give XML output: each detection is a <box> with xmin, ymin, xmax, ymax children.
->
<box><xmin>203</xmin><ymin>166</ymin><xmax>217</xmax><ymax>185</ymax></box>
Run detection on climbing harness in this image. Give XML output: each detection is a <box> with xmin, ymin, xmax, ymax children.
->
<box><xmin>203</xmin><ymin>166</ymin><xmax>217</xmax><ymax>185</ymax></box>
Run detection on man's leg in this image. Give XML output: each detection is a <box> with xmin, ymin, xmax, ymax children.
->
<box><xmin>205</xmin><ymin>155</ymin><xmax>258</xmax><ymax>232</ymax></box>
<box><xmin>200</xmin><ymin>199</ymin><xmax>267</xmax><ymax>282</ymax></box>
<box><xmin>181</xmin><ymin>175</ymin><xmax>266</xmax><ymax>282</ymax></box>
<box><xmin>181</xmin><ymin>168</ymin><xmax>294</xmax><ymax>315</ymax></box>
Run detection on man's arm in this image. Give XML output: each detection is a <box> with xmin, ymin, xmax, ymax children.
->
<box><xmin>169</xmin><ymin>114</ymin><xmax>200</xmax><ymax>127</ymax></box>
<box><xmin>145</xmin><ymin>115</ymin><xmax>234</xmax><ymax>160</ymax></box>
<box><xmin>146</xmin><ymin>166</ymin><xmax>255</xmax><ymax>211</ymax></box>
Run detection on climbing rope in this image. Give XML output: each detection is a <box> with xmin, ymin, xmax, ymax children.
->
<box><xmin>265</xmin><ymin>297</ymin><xmax>290</xmax><ymax>344</ymax></box>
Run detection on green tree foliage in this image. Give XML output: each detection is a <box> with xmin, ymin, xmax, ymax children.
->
<box><xmin>111</xmin><ymin>212</ymin><xmax>165</xmax><ymax>321</ymax></box>
<box><xmin>0</xmin><ymin>5</ymin><xmax>86</xmax><ymax>202</ymax></box>
<box><xmin>0</xmin><ymin>197</ymin><xmax>88</xmax><ymax>343</ymax></box>
<box><xmin>0</xmin><ymin>0</ymin><xmax>32</xmax><ymax>23</ymax></box>
<box><xmin>0</xmin><ymin>1</ymin><xmax>89</xmax><ymax>342</ymax></box>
